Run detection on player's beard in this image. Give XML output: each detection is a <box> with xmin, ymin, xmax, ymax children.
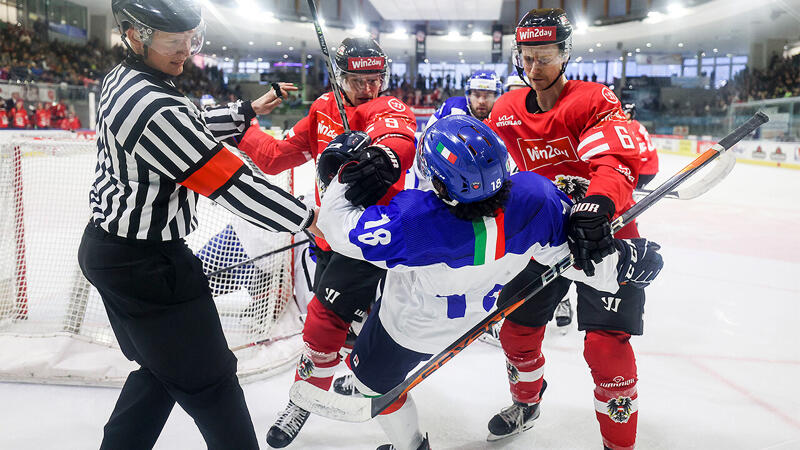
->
<box><xmin>472</xmin><ymin>108</ymin><xmax>490</xmax><ymax>120</ymax></box>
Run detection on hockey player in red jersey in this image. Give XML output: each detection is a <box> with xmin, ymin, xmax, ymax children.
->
<box><xmin>235</xmin><ymin>37</ymin><xmax>416</xmax><ymax>448</ymax></box>
<box><xmin>624</xmin><ymin>103</ymin><xmax>659</xmax><ymax>188</ymax></box>
<box><xmin>34</xmin><ymin>102</ymin><xmax>52</xmax><ymax>129</ymax></box>
<box><xmin>11</xmin><ymin>100</ymin><xmax>29</xmax><ymax>129</ymax></box>
<box><xmin>484</xmin><ymin>9</ymin><xmax>645</xmax><ymax>450</ymax></box>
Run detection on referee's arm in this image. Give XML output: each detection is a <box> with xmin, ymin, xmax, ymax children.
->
<box><xmin>201</xmin><ymin>99</ymin><xmax>256</xmax><ymax>141</ymax></box>
<box><xmin>134</xmin><ymin>107</ymin><xmax>313</xmax><ymax>233</ymax></box>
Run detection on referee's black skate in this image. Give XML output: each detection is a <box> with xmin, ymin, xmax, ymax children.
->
<box><xmin>266</xmin><ymin>400</ymin><xmax>310</xmax><ymax>448</ymax></box>
<box><xmin>376</xmin><ymin>433</ymin><xmax>430</xmax><ymax>450</ymax></box>
<box><xmin>333</xmin><ymin>373</ymin><xmax>361</xmax><ymax>396</ymax></box>
<box><xmin>487</xmin><ymin>380</ymin><xmax>547</xmax><ymax>441</ymax></box>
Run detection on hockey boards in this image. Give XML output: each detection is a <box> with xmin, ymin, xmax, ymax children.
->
<box><xmin>290</xmin><ymin>112</ymin><xmax>769</xmax><ymax>423</ymax></box>
<box><xmin>633</xmin><ymin>150</ymin><xmax>736</xmax><ymax>201</ymax></box>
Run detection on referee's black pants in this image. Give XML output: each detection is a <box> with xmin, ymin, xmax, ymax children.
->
<box><xmin>78</xmin><ymin>223</ymin><xmax>259</xmax><ymax>450</ymax></box>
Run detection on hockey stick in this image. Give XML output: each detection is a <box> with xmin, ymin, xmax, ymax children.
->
<box><xmin>230</xmin><ymin>330</ymin><xmax>303</xmax><ymax>352</ymax></box>
<box><xmin>306</xmin><ymin>0</ymin><xmax>350</xmax><ymax>133</ymax></box>
<box><xmin>289</xmin><ymin>112</ymin><xmax>769</xmax><ymax>422</ymax></box>
<box><xmin>206</xmin><ymin>239</ymin><xmax>310</xmax><ymax>278</ymax></box>
<box><xmin>633</xmin><ymin>150</ymin><xmax>736</xmax><ymax>201</ymax></box>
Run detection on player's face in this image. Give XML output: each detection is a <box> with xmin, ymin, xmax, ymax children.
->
<box><xmin>127</xmin><ymin>27</ymin><xmax>204</xmax><ymax>76</ymax></box>
<box><xmin>519</xmin><ymin>45</ymin><xmax>565</xmax><ymax>91</ymax></box>
<box><xmin>341</xmin><ymin>73</ymin><xmax>384</xmax><ymax>106</ymax></box>
<box><xmin>468</xmin><ymin>90</ymin><xmax>497</xmax><ymax>120</ymax></box>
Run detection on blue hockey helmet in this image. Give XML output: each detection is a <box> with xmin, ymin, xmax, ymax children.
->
<box><xmin>465</xmin><ymin>70</ymin><xmax>503</xmax><ymax>98</ymax></box>
<box><xmin>465</xmin><ymin>70</ymin><xmax>502</xmax><ymax>119</ymax></box>
<box><xmin>416</xmin><ymin>115</ymin><xmax>509</xmax><ymax>204</ymax></box>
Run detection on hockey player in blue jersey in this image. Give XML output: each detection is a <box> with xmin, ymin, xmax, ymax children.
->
<box><xmin>314</xmin><ymin>114</ymin><xmax>664</xmax><ymax>450</ymax></box>
<box><xmin>423</xmin><ymin>70</ymin><xmax>502</xmax><ymax>132</ymax></box>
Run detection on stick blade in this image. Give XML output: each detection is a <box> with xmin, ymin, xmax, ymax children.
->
<box><xmin>289</xmin><ymin>381</ymin><xmax>373</xmax><ymax>422</ymax></box>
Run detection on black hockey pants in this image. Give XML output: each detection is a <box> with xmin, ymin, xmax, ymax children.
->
<box><xmin>78</xmin><ymin>223</ymin><xmax>259</xmax><ymax>450</ymax></box>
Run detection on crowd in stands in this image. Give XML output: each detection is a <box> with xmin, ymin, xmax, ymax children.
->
<box><xmin>0</xmin><ymin>20</ymin><xmax>231</xmax><ymax>101</ymax></box>
<box><xmin>718</xmin><ymin>53</ymin><xmax>800</xmax><ymax>103</ymax></box>
<box><xmin>1</xmin><ymin>21</ymin><xmax>122</xmax><ymax>88</ymax></box>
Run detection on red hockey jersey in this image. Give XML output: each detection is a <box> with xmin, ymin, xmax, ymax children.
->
<box><xmin>487</xmin><ymin>80</ymin><xmax>641</xmax><ymax>237</ymax></box>
<box><xmin>631</xmin><ymin>119</ymin><xmax>658</xmax><ymax>176</ymax></box>
<box><xmin>35</xmin><ymin>108</ymin><xmax>51</xmax><ymax>129</ymax></box>
<box><xmin>12</xmin><ymin>108</ymin><xmax>29</xmax><ymax>129</ymax></box>
<box><xmin>238</xmin><ymin>93</ymin><xmax>417</xmax><ymax>249</ymax></box>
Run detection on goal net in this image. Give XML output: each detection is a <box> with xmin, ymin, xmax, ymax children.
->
<box><xmin>0</xmin><ymin>132</ymin><xmax>306</xmax><ymax>386</ymax></box>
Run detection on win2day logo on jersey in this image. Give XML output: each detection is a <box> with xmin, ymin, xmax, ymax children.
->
<box><xmin>316</xmin><ymin>111</ymin><xmax>345</xmax><ymax>143</ymax></box>
<box><xmin>515</xmin><ymin>136</ymin><xmax>578</xmax><ymax>170</ymax></box>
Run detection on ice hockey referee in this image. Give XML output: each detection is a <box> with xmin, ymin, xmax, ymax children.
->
<box><xmin>77</xmin><ymin>0</ymin><xmax>318</xmax><ymax>448</ymax></box>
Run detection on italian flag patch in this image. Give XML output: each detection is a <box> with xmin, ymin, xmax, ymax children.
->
<box><xmin>436</xmin><ymin>142</ymin><xmax>458</xmax><ymax>164</ymax></box>
<box><xmin>472</xmin><ymin>209</ymin><xmax>506</xmax><ymax>265</ymax></box>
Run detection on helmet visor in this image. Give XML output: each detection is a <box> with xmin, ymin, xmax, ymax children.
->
<box><xmin>415</xmin><ymin>131</ymin><xmax>432</xmax><ymax>181</ymax></box>
<box><xmin>513</xmin><ymin>45</ymin><xmax>564</xmax><ymax>77</ymax></box>
<box><xmin>338</xmin><ymin>72</ymin><xmax>389</xmax><ymax>98</ymax></box>
<box><xmin>146</xmin><ymin>19</ymin><xmax>205</xmax><ymax>56</ymax></box>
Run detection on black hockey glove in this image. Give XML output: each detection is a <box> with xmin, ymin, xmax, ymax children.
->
<box><xmin>567</xmin><ymin>195</ymin><xmax>616</xmax><ymax>277</ymax></box>
<box><xmin>614</xmin><ymin>238</ymin><xmax>664</xmax><ymax>288</ymax></box>
<box><xmin>339</xmin><ymin>144</ymin><xmax>401</xmax><ymax>208</ymax></box>
<box><xmin>316</xmin><ymin>131</ymin><xmax>371</xmax><ymax>193</ymax></box>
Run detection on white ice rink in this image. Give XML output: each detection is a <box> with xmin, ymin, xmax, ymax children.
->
<box><xmin>1</xmin><ymin>152</ymin><xmax>799</xmax><ymax>449</ymax></box>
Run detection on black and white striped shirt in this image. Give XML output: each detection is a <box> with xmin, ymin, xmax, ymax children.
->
<box><xmin>90</xmin><ymin>57</ymin><xmax>312</xmax><ymax>241</ymax></box>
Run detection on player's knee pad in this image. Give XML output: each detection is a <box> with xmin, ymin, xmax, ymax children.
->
<box><xmin>583</xmin><ymin>330</ymin><xmax>637</xmax><ymax>388</ymax></box>
<box><xmin>500</xmin><ymin>321</ymin><xmax>547</xmax><ymax>403</ymax></box>
<box><xmin>300</xmin><ymin>297</ymin><xmax>350</xmax><ymax>355</ymax></box>
<box><xmin>295</xmin><ymin>301</ymin><xmax>344</xmax><ymax>386</ymax></box>
<box><xmin>585</xmin><ymin>330</ymin><xmax>638</xmax><ymax>449</ymax></box>
<box><xmin>499</xmin><ymin>321</ymin><xmax>546</xmax><ymax>360</ymax></box>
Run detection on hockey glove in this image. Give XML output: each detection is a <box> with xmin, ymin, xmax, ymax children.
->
<box><xmin>316</xmin><ymin>131</ymin><xmax>371</xmax><ymax>194</ymax></box>
<box><xmin>567</xmin><ymin>195</ymin><xmax>616</xmax><ymax>277</ymax></box>
<box><xmin>614</xmin><ymin>238</ymin><xmax>664</xmax><ymax>288</ymax></box>
<box><xmin>339</xmin><ymin>144</ymin><xmax>401</xmax><ymax>208</ymax></box>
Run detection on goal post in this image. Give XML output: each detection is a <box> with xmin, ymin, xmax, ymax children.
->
<box><xmin>0</xmin><ymin>132</ymin><xmax>307</xmax><ymax>386</ymax></box>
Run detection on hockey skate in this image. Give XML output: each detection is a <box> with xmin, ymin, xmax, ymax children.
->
<box><xmin>554</xmin><ymin>297</ymin><xmax>572</xmax><ymax>334</ymax></box>
<box><xmin>478</xmin><ymin>318</ymin><xmax>503</xmax><ymax>348</ymax></box>
<box><xmin>487</xmin><ymin>380</ymin><xmax>547</xmax><ymax>441</ymax></box>
<box><xmin>376</xmin><ymin>433</ymin><xmax>430</xmax><ymax>450</ymax></box>
<box><xmin>333</xmin><ymin>373</ymin><xmax>361</xmax><ymax>396</ymax></box>
<box><xmin>266</xmin><ymin>400</ymin><xmax>310</xmax><ymax>448</ymax></box>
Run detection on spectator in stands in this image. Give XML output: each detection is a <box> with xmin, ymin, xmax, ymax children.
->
<box><xmin>51</xmin><ymin>99</ymin><xmax>67</xmax><ymax>129</ymax></box>
<box><xmin>34</xmin><ymin>102</ymin><xmax>51</xmax><ymax>129</ymax></box>
<box><xmin>11</xmin><ymin>100</ymin><xmax>29</xmax><ymax>129</ymax></box>
<box><xmin>0</xmin><ymin>101</ymin><xmax>8</xmax><ymax>128</ymax></box>
<box><xmin>61</xmin><ymin>110</ymin><xmax>81</xmax><ymax>131</ymax></box>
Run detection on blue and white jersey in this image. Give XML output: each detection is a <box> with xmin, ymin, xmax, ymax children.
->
<box><xmin>319</xmin><ymin>171</ymin><xmax>621</xmax><ymax>354</ymax></box>
<box><xmin>424</xmin><ymin>96</ymin><xmax>470</xmax><ymax>133</ymax></box>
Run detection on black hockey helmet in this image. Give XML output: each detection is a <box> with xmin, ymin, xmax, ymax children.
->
<box><xmin>623</xmin><ymin>103</ymin><xmax>637</xmax><ymax>120</ymax></box>
<box><xmin>334</xmin><ymin>38</ymin><xmax>389</xmax><ymax>93</ymax></box>
<box><xmin>515</xmin><ymin>8</ymin><xmax>573</xmax><ymax>54</ymax></box>
<box><xmin>513</xmin><ymin>8</ymin><xmax>573</xmax><ymax>90</ymax></box>
<box><xmin>113</xmin><ymin>0</ymin><xmax>205</xmax><ymax>56</ymax></box>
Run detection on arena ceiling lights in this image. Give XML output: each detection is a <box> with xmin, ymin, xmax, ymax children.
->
<box><xmin>367</xmin><ymin>0</ymin><xmax>502</xmax><ymax>21</ymax></box>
